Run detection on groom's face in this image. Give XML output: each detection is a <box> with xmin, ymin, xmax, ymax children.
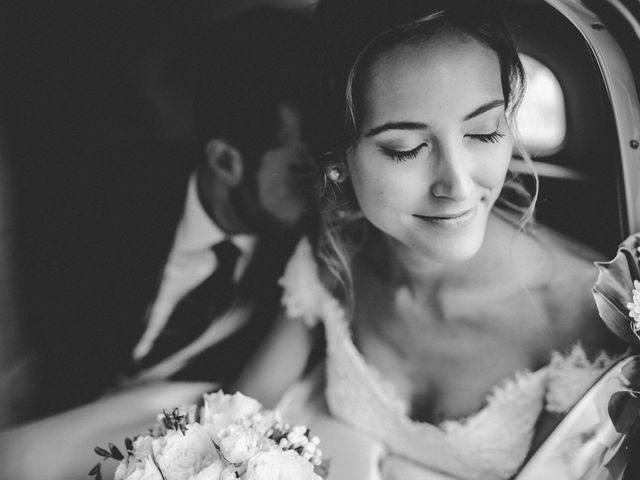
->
<box><xmin>232</xmin><ymin>104</ymin><xmax>315</xmax><ymax>236</ymax></box>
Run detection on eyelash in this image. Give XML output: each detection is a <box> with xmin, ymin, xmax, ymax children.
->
<box><xmin>380</xmin><ymin>131</ymin><xmax>505</xmax><ymax>163</ymax></box>
<box><xmin>380</xmin><ymin>144</ymin><xmax>427</xmax><ymax>163</ymax></box>
<box><xmin>467</xmin><ymin>131</ymin><xmax>505</xmax><ymax>144</ymax></box>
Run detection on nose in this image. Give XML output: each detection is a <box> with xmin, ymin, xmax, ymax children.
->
<box><xmin>429</xmin><ymin>141</ymin><xmax>473</xmax><ymax>202</ymax></box>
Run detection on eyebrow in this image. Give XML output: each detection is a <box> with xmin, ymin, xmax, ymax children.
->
<box><xmin>364</xmin><ymin>121</ymin><xmax>428</xmax><ymax>138</ymax></box>
<box><xmin>463</xmin><ymin>99</ymin><xmax>505</xmax><ymax>121</ymax></box>
<box><xmin>364</xmin><ymin>99</ymin><xmax>505</xmax><ymax>138</ymax></box>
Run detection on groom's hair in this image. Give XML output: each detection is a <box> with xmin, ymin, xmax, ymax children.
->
<box><xmin>193</xmin><ymin>7</ymin><xmax>314</xmax><ymax>173</ymax></box>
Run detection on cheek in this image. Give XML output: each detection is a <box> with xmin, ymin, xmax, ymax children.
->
<box><xmin>475</xmin><ymin>142</ymin><xmax>513</xmax><ymax>192</ymax></box>
<box><xmin>256</xmin><ymin>157</ymin><xmax>305</xmax><ymax>224</ymax></box>
<box><xmin>348</xmin><ymin>154</ymin><xmax>415</xmax><ymax>218</ymax></box>
<box><xmin>256</xmin><ymin>161</ymin><xmax>281</xmax><ymax>205</ymax></box>
<box><xmin>349</xmin><ymin>161</ymin><xmax>380</xmax><ymax>207</ymax></box>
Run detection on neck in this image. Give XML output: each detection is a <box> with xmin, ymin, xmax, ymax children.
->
<box><xmin>357</xmin><ymin>227</ymin><xmax>448</xmax><ymax>291</ymax></box>
<box><xmin>196</xmin><ymin>166</ymin><xmax>250</xmax><ymax>235</ymax></box>
<box><xmin>385</xmin><ymin>235</ymin><xmax>451</xmax><ymax>289</ymax></box>
<box><xmin>383</xmin><ymin>214</ymin><xmax>523</xmax><ymax>290</ymax></box>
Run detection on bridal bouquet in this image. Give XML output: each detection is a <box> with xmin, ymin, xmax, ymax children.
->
<box><xmin>90</xmin><ymin>391</ymin><xmax>329</xmax><ymax>480</ymax></box>
<box><xmin>593</xmin><ymin>232</ymin><xmax>640</xmax><ymax>348</ymax></box>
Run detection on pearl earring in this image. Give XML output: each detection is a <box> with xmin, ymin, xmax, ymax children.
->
<box><xmin>328</xmin><ymin>167</ymin><xmax>342</xmax><ymax>182</ymax></box>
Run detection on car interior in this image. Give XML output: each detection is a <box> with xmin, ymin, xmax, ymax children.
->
<box><xmin>502</xmin><ymin>0</ymin><xmax>627</xmax><ymax>256</ymax></box>
<box><xmin>0</xmin><ymin>0</ymin><xmax>639</xmax><ymax>478</ymax></box>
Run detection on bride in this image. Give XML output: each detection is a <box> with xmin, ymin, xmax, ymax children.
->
<box><xmin>237</xmin><ymin>0</ymin><xmax>622</xmax><ymax>478</ymax></box>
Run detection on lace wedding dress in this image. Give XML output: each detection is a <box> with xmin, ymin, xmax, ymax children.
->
<box><xmin>278</xmin><ymin>238</ymin><xmax>617</xmax><ymax>480</ymax></box>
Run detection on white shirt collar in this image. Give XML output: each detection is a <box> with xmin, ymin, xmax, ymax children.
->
<box><xmin>232</xmin><ymin>233</ymin><xmax>258</xmax><ymax>259</ymax></box>
<box><xmin>172</xmin><ymin>172</ymin><xmax>225</xmax><ymax>252</ymax></box>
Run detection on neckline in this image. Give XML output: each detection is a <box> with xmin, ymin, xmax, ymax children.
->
<box><xmin>294</xmin><ymin>236</ymin><xmax>551</xmax><ymax>432</ymax></box>
<box><xmin>325</xmin><ymin>299</ymin><xmax>550</xmax><ymax>433</ymax></box>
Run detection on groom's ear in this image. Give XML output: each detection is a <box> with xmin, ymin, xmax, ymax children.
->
<box><xmin>205</xmin><ymin>138</ymin><xmax>244</xmax><ymax>187</ymax></box>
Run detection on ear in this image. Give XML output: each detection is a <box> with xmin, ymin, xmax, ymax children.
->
<box><xmin>325</xmin><ymin>161</ymin><xmax>349</xmax><ymax>184</ymax></box>
<box><xmin>204</xmin><ymin>138</ymin><xmax>244</xmax><ymax>187</ymax></box>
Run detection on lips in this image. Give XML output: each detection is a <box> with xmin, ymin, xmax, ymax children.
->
<box><xmin>413</xmin><ymin>206</ymin><xmax>477</xmax><ymax>227</ymax></box>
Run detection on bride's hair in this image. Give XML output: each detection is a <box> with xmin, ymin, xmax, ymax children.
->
<box><xmin>309</xmin><ymin>0</ymin><xmax>538</xmax><ymax>307</ymax></box>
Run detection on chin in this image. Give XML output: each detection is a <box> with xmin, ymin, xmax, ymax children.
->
<box><xmin>415</xmin><ymin>206</ymin><xmax>491</xmax><ymax>263</ymax></box>
<box><xmin>429</xmin><ymin>243</ymin><xmax>482</xmax><ymax>264</ymax></box>
<box><xmin>408</xmin><ymin>229</ymin><xmax>486</xmax><ymax>264</ymax></box>
<box><xmin>445</xmin><ymin>243</ymin><xmax>483</xmax><ymax>263</ymax></box>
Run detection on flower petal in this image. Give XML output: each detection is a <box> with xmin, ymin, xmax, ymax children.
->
<box><xmin>593</xmin><ymin>252</ymin><xmax>635</xmax><ymax>311</ymax></box>
<box><xmin>618</xmin><ymin>233</ymin><xmax>640</xmax><ymax>280</ymax></box>
<box><xmin>592</xmin><ymin>286</ymin><xmax>640</xmax><ymax>345</ymax></box>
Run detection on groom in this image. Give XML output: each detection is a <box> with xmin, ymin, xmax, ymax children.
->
<box><xmin>127</xmin><ymin>8</ymin><xmax>316</xmax><ymax>387</ymax></box>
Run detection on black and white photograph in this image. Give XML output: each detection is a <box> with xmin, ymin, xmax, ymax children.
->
<box><xmin>1</xmin><ymin>0</ymin><xmax>639</xmax><ymax>479</ymax></box>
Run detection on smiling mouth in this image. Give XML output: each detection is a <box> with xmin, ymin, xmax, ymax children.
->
<box><xmin>413</xmin><ymin>207</ymin><xmax>477</xmax><ymax>226</ymax></box>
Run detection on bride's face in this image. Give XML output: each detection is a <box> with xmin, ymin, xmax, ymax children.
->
<box><xmin>347</xmin><ymin>34</ymin><xmax>513</xmax><ymax>263</ymax></box>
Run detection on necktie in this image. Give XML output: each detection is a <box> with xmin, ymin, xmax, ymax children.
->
<box><xmin>139</xmin><ymin>240</ymin><xmax>241</xmax><ymax>368</ymax></box>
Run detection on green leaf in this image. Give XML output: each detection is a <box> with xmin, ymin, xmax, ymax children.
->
<box><xmin>608</xmin><ymin>391</ymin><xmax>640</xmax><ymax>434</ymax></box>
<box><xmin>592</xmin><ymin>287</ymin><xmax>639</xmax><ymax>345</ymax></box>
<box><xmin>162</xmin><ymin>410</ymin><xmax>174</xmax><ymax>430</ymax></box>
<box><xmin>621</xmin><ymin>357</ymin><xmax>640</xmax><ymax>389</ymax></box>
<box><xmin>594</xmin><ymin>252</ymin><xmax>635</xmax><ymax>311</ymax></box>
<box><xmin>88</xmin><ymin>463</ymin><xmax>101</xmax><ymax>476</ymax></box>
<box><xmin>592</xmin><ymin>235</ymin><xmax>640</xmax><ymax>348</ymax></box>
<box><xmin>125</xmin><ymin>437</ymin><xmax>133</xmax><ymax>453</ymax></box>
<box><xmin>109</xmin><ymin>443</ymin><xmax>124</xmax><ymax>461</ymax></box>
<box><xmin>619</xmin><ymin>234</ymin><xmax>640</xmax><ymax>279</ymax></box>
<box><xmin>94</xmin><ymin>446</ymin><xmax>111</xmax><ymax>458</ymax></box>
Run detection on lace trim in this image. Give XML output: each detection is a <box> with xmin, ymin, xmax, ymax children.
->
<box><xmin>279</xmin><ymin>238</ymin><xmax>326</xmax><ymax>328</ymax></box>
<box><xmin>278</xmin><ymin>236</ymin><xmax>618</xmax><ymax>480</ymax></box>
<box><xmin>326</xmin><ymin>302</ymin><xmax>411</xmax><ymax>417</ymax></box>
<box><xmin>324</xmin><ymin>306</ymin><xmax>549</xmax><ymax>480</ymax></box>
<box><xmin>439</xmin><ymin>369</ymin><xmax>547</xmax><ymax>478</ymax></box>
<box><xmin>545</xmin><ymin>343</ymin><xmax>618</xmax><ymax>413</ymax></box>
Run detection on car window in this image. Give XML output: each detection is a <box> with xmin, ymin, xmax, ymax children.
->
<box><xmin>517</xmin><ymin>54</ymin><xmax>566</xmax><ymax>157</ymax></box>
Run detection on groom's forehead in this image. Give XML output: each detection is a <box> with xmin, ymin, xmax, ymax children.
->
<box><xmin>273</xmin><ymin>104</ymin><xmax>304</xmax><ymax>146</ymax></box>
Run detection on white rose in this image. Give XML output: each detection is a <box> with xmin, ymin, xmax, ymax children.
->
<box><xmin>154</xmin><ymin>423</ymin><xmax>221</xmax><ymax>480</ymax></box>
<box><xmin>201</xmin><ymin>391</ymin><xmax>262</xmax><ymax>432</ymax></box>
<box><xmin>190</xmin><ymin>459</ymin><xmax>226</xmax><ymax>480</ymax></box>
<box><xmin>124</xmin><ymin>434</ymin><xmax>156</xmax><ymax>464</ymax></box>
<box><xmin>217</xmin><ymin>424</ymin><xmax>263</xmax><ymax>464</ymax></box>
<box><xmin>245</xmin><ymin>447</ymin><xmax>322</xmax><ymax>480</ymax></box>
<box><xmin>181</xmin><ymin>403</ymin><xmax>199</xmax><ymax>424</ymax></box>
<box><xmin>114</xmin><ymin>461</ymin><xmax>127</xmax><ymax>480</ymax></box>
<box><xmin>115</xmin><ymin>456</ymin><xmax>164</xmax><ymax>480</ymax></box>
<box><xmin>113</xmin><ymin>434</ymin><xmax>163</xmax><ymax>480</ymax></box>
<box><xmin>220</xmin><ymin>466</ymin><xmax>240</xmax><ymax>480</ymax></box>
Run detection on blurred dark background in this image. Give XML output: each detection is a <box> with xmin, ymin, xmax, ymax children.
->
<box><xmin>0</xmin><ymin>0</ymin><xmax>628</xmax><ymax>427</ymax></box>
<box><xmin>0</xmin><ymin>0</ymin><xmax>314</xmax><ymax>425</ymax></box>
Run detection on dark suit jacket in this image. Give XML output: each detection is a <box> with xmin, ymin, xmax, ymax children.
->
<box><xmin>19</xmin><ymin>137</ymin><xmax>295</xmax><ymax>414</ymax></box>
<box><xmin>5</xmin><ymin>0</ymin><xmax>305</xmax><ymax>419</ymax></box>
<box><xmin>157</xmin><ymin>234</ymin><xmax>299</xmax><ymax>385</ymax></box>
<box><xmin>116</xmin><ymin>158</ymin><xmax>299</xmax><ymax>388</ymax></box>
<box><xmin>13</xmin><ymin>137</ymin><xmax>199</xmax><ymax>415</ymax></box>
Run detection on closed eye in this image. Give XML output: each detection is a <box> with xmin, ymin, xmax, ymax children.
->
<box><xmin>380</xmin><ymin>143</ymin><xmax>428</xmax><ymax>162</ymax></box>
<box><xmin>466</xmin><ymin>131</ymin><xmax>505</xmax><ymax>144</ymax></box>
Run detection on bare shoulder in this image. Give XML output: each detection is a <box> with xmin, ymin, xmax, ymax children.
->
<box><xmin>523</xmin><ymin>223</ymin><xmax>623</xmax><ymax>355</ymax></box>
<box><xmin>481</xmin><ymin>215</ymin><xmax>600</xmax><ymax>289</ymax></box>
<box><xmin>486</xmin><ymin>216</ymin><xmax>621</xmax><ymax>355</ymax></box>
